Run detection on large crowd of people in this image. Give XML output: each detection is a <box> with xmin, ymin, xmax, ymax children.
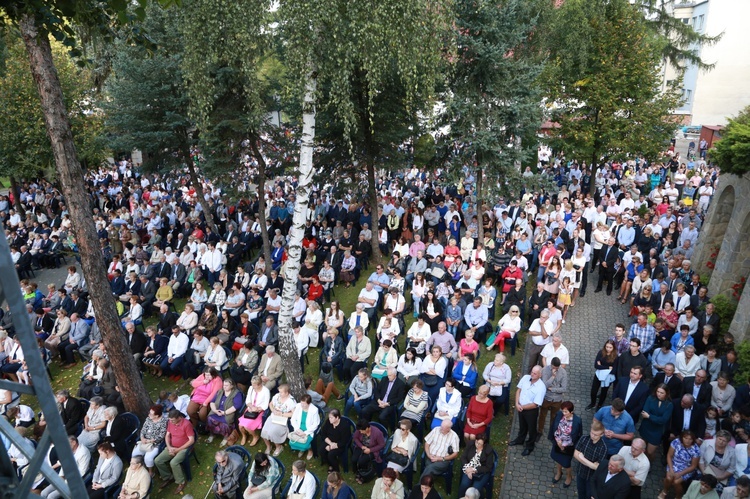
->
<box><xmin>1</xmin><ymin>146</ymin><xmax>746</xmax><ymax>499</ymax></box>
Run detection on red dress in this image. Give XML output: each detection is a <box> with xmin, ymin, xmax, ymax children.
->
<box><xmin>464</xmin><ymin>396</ymin><xmax>494</xmax><ymax>436</ymax></box>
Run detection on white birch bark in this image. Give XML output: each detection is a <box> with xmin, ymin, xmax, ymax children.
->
<box><xmin>276</xmin><ymin>76</ymin><xmax>316</xmax><ymax>399</ymax></box>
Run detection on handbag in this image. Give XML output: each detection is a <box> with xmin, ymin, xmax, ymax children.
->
<box><xmin>386</xmin><ymin>451</ymin><xmax>409</xmax><ymax>467</ymax></box>
<box><xmin>244</xmin><ymin>410</ymin><xmax>261</xmax><ymax>419</ymax></box>
<box><xmin>422</xmin><ymin>374</ymin><xmax>439</xmax><ymax>387</ymax></box>
<box><xmin>251</xmin><ymin>473</ymin><xmax>266</xmax><ymax>486</ymax></box>
<box><xmin>484</xmin><ymin>331</ymin><xmax>498</xmax><ymax>348</ymax></box>
<box><xmin>545</xmin><ymin>272</ymin><xmax>557</xmax><ymax>285</ymax></box>
<box><xmin>137</xmin><ymin>441</ymin><xmax>154</xmax><ymax>453</ymax></box>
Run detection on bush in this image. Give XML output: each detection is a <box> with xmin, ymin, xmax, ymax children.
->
<box><xmin>736</xmin><ymin>341</ymin><xmax>750</xmax><ymax>386</ymax></box>
<box><xmin>711</xmin><ymin>294</ymin><xmax>738</xmax><ymax>336</ymax></box>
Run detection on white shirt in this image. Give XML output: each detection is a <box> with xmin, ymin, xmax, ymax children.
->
<box><xmin>541</xmin><ymin>344</ymin><xmax>570</xmax><ymax>366</ymax></box>
<box><xmin>167</xmin><ymin>332</ymin><xmax>189</xmax><ymax>359</ymax></box>
<box><xmin>625</xmin><ymin>381</ymin><xmax>640</xmax><ymax>404</ymax></box>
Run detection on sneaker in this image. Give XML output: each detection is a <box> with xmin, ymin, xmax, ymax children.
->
<box><xmin>562</xmin><ymin>319</ymin><xmax>566</xmax><ymax>324</ymax></box>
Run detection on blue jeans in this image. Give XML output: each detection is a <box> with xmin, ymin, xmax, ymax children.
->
<box><xmin>344</xmin><ymin>394</ymin><xmax>371</xmax><ymax>417</ymax></box>
<box><xmin>160</xmin><ymin>355</ymin><xmax>185</xmax><ymax>377</ymax></box>
<box><xmin>458</xmin><ymin>472</ymin><xmax>491</xmax><ymax>498</ymax></box>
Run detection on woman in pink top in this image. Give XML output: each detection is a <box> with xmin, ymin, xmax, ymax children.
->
<box><xmin>186</xmin><ymin>367</ymin><xmax>222</xmax><ymax>428</ymax></box>
<box><xmin>459</xmin><ymin>329</ymin><xmax>480</xmax><ymax>358</ymax></box>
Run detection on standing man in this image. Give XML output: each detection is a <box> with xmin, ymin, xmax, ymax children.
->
<box><xmin>574</xmin><ymin>423</ymin><xmax>608</xmax><ymax>499</ymax></box>
<box><xmin>594</xmin><ymin>399</ymin><xmax>636</xmax><ymax>458</ymax></box>
<box><xmin>509</xmin><ymin>365</ymin><xmax>546</xmax><ymax>456</ymax></box>
<box><xmin>617</xmin><ymin>439</ymin><xmax>651</xmax><ymax>499</ymax></box>
<box><xmin>590</xmin><ymin>455</ymin><xmax>631</xmax><ymax>499</ymax></box>
<box><xmin>595</xmin><ymin>238</ymin><xmax>618</xmax><ymax>295</ymax></box>
<box><xmin>527</xmin><ymin>310</ymin><xmax>554</xmax><ymax>369</ymax></box>
<box><xmin>537</xmin><ymin>357</ymin><xmax>568</xmax><ymax>439</ymax></box>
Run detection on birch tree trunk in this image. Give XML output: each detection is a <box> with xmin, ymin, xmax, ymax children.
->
<box><xmin>276</xmin><ymin>77</ymin><xmax>316</xmax><ymax>400</ymax></box>
<box><xmin>19</xmin><ymin>15</ymin><xmax>152</xmax><ymax>418</ymax></box>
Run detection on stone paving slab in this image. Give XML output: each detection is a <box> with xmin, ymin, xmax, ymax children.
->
<box><xmin>499</xmin><ymin>273</ymin><xmax>667</xmax><ymax>498</ymax></box>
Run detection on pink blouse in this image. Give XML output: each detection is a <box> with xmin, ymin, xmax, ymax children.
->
<box><xmin>190</xmin><ymin>375</ymin><xmax>222</xmax><ymax>405</ymax></box>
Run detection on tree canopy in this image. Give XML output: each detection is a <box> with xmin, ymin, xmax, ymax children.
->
<box><xmin>0</xmin><ymin>32</ymin><xmax>106</xmax><ymax>179</ymax></box>
<box><xmin>541</xmin><ymin>0</ymin><xmax>682</xmax><ymax>184</ymax></box>
<box><xmin>710</xmin><ymin>106</ymin><xmax>750</xmax><ymax>176</ymax></box>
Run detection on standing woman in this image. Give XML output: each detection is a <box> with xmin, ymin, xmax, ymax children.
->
<box><xmin>237</xmin><ymin>376</ymin><xmax>271</xmax><ymax>447</ymax></box>
<box><xmin>640</xmin><ymin>384</ymin><xmax>674</xmax><ymax>461</ymax></box>
<box><xmin>543</xmin><ymin>256</ymin><xmax>561</xmax><ymax>298</ymax></box>
<box><xmin>587</xmin><ymin>340</ymin><xmax>617</xmax><ymax>411</ymax></box>
<box><xmin>548</xmin><ymin>401</ymin><xmax>582</xmax><ymax>488</ymax></box>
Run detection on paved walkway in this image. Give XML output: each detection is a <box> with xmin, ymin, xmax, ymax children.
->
<box><xmin>499</xmin><ymin>273</ymin><xmax>666</xmax><ymax>498</ymax></box>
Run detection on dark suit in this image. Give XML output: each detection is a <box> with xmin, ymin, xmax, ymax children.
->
<box><xmin>155</xmin><ymin>262</ymin><xmax>172</xmax><ymax>280</ymax></box>
<box><xmin>721</xmin><ymin>356</ymin><xmax>740</xmax><ymax>383</ymax></box>
<box><xmin>255</xmin><ymin>324</ymin><xmax>278</xmax><ymax>352</ymax></box>
<box><xmin>682</xmin><ymin>378</ymin><xmax>711</xmax><ymax>407</ymax></box>
<box><xmin>590</xmin><ymin>460</ymin><xmax>631</xmax><ymax>499</ymax></box>
<box><xmin>612</xmin><ymin>378</ymin><xmax>650</xmax><ymax>423</ymax></box>
<box><xmin>127</xmin><ymin>331</ymin><xmax>148</xmax><ymax>356</ymax></box>
<box><xmin>734</xmin><ymin>383</ymin><xmax>750</xmax><ymax>411</ymax></box>
<box><xmin>110</xmin><ymin>276</ymin><xmax>127</xmax><ymax>296</ymax></box>
<box><xmin>596</xmin><ymin>244</ymin><xmax>619</xmax><ymax>294</ymax></box>
<box><xmin>157</xmin><ymin>312</ymin><xmax>178</xmax><ymax>333</ymax></box>
<box><xmin>527</xmin><ymin>290</ymin><xmax>551</xmax><ymax>321</ymax></box>
<box><xmin>34</xmin><ymin>313</ymin><xmax>55</xmax><ymax>335</ymax></box>
<box><xmin>61</xmin><ymin>396</ymin><xmax>84</xmax><ymax>435</ymax></box>
<box><xmin>360</xmin><ymin>377</ymin><xmax>407</xmax><ymax>424</ymax></box>
<box><xmin>669</xmin><ymin>402</ymin><xmax>706</xmax><ymax>438</ymax></box>
<box><xmin>101</xmin><ymin>414</ymin><xmax>129</xmax><ymax>460</ymax></box>
<box><xmin>651</xmin><ymin>373</ymin><xmax>683</xmax><ymax>399</ymax></box>
<box><xmin>16</xmin><ymin>251</ymin><xmax>32</xmax><ymax>275</ymax></box>
<box><xmin>70</xmin><ymin>298</ymin><xmax>87</xmax><ymax>317</ymax></box>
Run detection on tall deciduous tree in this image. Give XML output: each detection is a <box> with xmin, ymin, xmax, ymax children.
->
<box><xmin>0</xmin><ymin>32</ymin><xmax>106</xmax><ymax>182</ymax></box>
<box><xmin>441</xmin><ymin>0</ymin><xmax>545</xmax><ymax>241</ymax></box>
<box><xmin>280</xmin><ymin>0</ymin><xmax>449</xmax><ymax>263</ymax></box>
<box><xmin>179</xmin><ymin>0</ymin><xmax>279</xmax><ymax>277</ymax></box>
<box><xmin>3</xmin><ymin>2</ymin><xmax>154</xmax><ymax>419</ymax></box>
<box><xmin>542</xmin><ymin>0</ymin><xmax>682</xmax><ymax>191</ymax></box>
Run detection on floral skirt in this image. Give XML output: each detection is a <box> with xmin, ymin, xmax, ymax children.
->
<box><xmin>207</xmin><ymin>415</ymin><xmax>235</xmax><ymax>437</ymax></box>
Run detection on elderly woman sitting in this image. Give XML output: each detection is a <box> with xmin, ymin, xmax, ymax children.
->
<box><xmin>117</xmin><ymin>455</ymin><xmax>151</xmax><ymax>499</ymax></box>
<box><xmin>78</xmin><ymin>396</ymin><xmax>108</xmax><ymax>451</ymax></box>
<box><xmin>131</xmin><ymin>404</ymin><xmax>168</xmax><ymax>475</ymax></box>
<box><xmin>206</xmin><ymin>379</ymin><xmax>244</xmax><ymax>447</ymax></box>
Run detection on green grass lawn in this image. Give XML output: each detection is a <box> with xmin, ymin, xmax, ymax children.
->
<box><xmin>39</xmin><ymin>269</ymin><xmax>527</xmax><ymax>498</ymax></box>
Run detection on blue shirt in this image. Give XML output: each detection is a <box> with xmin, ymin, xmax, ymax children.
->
<box><xmin>594</xmin><ymin>406</ymin><xmax>635</xmax><ymax>455</ymax></box>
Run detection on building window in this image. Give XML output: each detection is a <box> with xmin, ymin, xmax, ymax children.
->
<box><xmin>685</xmin><ymin>89</ymin><xmax>692</xmax><ymax>102</ymax></box>
<box><xmin>681</xmin><ymin>18</ymin><xmax>689</xmax><ymax>24</ymax></box>
<box><xmin>698</xmin><ymin>15</ymin><xmax>704</xmax><ymax>30</ymax></box>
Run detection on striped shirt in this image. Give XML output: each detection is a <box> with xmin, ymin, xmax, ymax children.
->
<box><xmin>424</xmin><ymin>427</ymin><xmax>460</xmax><ymax>458</ymax></box>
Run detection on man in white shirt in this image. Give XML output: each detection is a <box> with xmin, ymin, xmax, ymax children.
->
<box><xmin>161</xmin><ymin>326</ymin><xmax>189</xmax><ymax>379</ymax></box>
<box><xmin>541</xmin><ymin>334</ymin><xmax>570</xmax><ymax>369</ymax></box>
<box><xmin>617</xmin><ymin>439</ymin><xmax>650</xmax><ymax>495</ymax></box>
<box><xmin>357</xmin><ymin>282</ymin><xmax>379</xmax><ymax>328</ymax></box>
<box><xmin>41</xmin><ymin>435</ymin><xmax>92</xmax><ymax>499</ymax></box>
<box><xmin>527</xmin><ymin>310</ymin><xmax>555</xmax><ymax>368</ymax></box>
<box><xmin>509</xmin><ymin>365</ymin><xmax>547</xmax><ymax>456</ymax></box>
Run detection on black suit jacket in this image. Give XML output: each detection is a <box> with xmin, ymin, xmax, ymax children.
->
<box><xmin>156</xmin><ymin>262</ymin><xmax>172</xmax><ymax>279</ymax></box>
<box><xmin>669</xmin><ymin>402</ymin><xmax>706</xmax><ymax>437</ymax></box>
<box><xmin>127</xmin><ymin>331</ymin><xmax>148</xmax><ymax>355</ymax></box>
<box><xmin>70</xmin><ymin>298</ymin><xmax>87</xmax><ymax>317</ymax></box>
<box><xmin>600</xmin><ymin>245</ymin><xmax>618</xmax><ymax>269</ymax></box>
<box><xmin>158</xmin><ymin>312</ymin><xmax>178</xmax><ymax>333</ymax></box>
<box><xmin>16</xmin><ymin>251</ymin><xmax>32</xmax><ymax>270</ymax></box>
<box><xmin>171</xmin><ymin>264</ymin><xmax>187</xmax><ymax>286</ymax></box>
<box><xmin>62</xmin><ymin>396</ymin><xmax>84</xmax><ymax>435</ymax></box>
<box><xmin>528</xmin><ymin>290</ymin><xmax>551</xmax><ymax>317</ymax></box>
<box><xmin>612</xmin><ymin>378</ymin><xmax>650</xmax><ymax>423</ymax></box>
<box><xmin>651</xmin><ymin>373</ymin><xmax>683</xmax><ymax>399</ymax></box>
<box><xmin>682</xmin><ymin>379</ymin><xmax>712</xmax><ymax>407</ymax></box>
<box><xmin>374</xmin><ymin>377</ymin><xmax>407</xmax><ymax>405</ymax></box>
<box><xmin>590</xmin><ymin>462</ymin><xmax>631</xmax><ymax>499</ymax></box>
<box><xmin>35</xmin><ymin>313</ymin><xmax>55</xmax><ymax>334</ymax></box>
